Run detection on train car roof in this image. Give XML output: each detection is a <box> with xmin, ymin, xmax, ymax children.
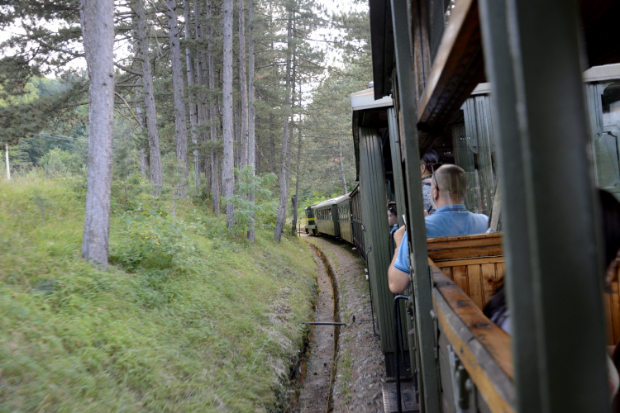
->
<box><xmin>469</xmin><ymin>63</ymin><xmax>620</xmax><ymax>97</ymax></box>
<box><xmin>351</xmin><ymin>88</ymin><xmax>394</xmax><ymax>111</ymax></box>
<box><xmin>312</xmin><ymin>193</ymin><xmax>351</xmax><ymax>209</ymax></box>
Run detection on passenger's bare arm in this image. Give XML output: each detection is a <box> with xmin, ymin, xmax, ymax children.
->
<box><xmin>388</xmin><ymin>226</ymin><xmax>411</xmax><ymax>293</ymax></box>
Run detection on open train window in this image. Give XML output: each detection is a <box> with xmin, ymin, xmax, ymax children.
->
<box><xmin>588</xmin><ymin>79</ymin><xmax>620</xmax><ymax>199</ymax></box>
<box><xmin>602</xmin><ymin>83</ymin><xmax>620</xmax><ymax>126</ymax></box>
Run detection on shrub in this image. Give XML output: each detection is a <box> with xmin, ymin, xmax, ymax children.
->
<box><xmin>111</xmin><ymin>171</ymin><xmax>152</xmax><ymax>213</ymax></box>
<box><xmin>40</xmin><ymin>148</ymin><xmax>84</xmax><ymax>176</ymax></box>
<box><xmin>110</xmin><ymin>208</ymin><xmax>197</xmax><ymax>272</ymax></box>
<box><xmin>222</xmin><ymin>166</ymin><xmax>278</xmax><ymax>236</ymax></box>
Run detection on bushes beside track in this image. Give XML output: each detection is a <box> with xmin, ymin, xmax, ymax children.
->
<box><xmin>0</xmin><ymin>174</ymin><xmax>317</xmax><ymax>412</ymax></box>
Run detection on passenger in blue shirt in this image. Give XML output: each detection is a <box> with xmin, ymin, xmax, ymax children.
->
<box><xmin>388</xmin><ymin>165</ymin><xmax>489</xmax><ymax>293</ymax></box>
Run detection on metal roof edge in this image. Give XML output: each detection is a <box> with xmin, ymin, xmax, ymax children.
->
<box><xmin>469</xmin><ymin>65</ymin><xmax>620</xmax><ymax>98</ymax></box>
<box><xmin>583</xmin><ymin>63</ymin><xmax>620</xmax><ymax>82</ymax></box>
<box><xmin>351</xmin><ymin>88</ymin><xmax>394</xmax><ymax>111</ymax></box>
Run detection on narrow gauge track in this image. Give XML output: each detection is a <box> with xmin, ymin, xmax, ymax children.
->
<box><xmin>292</xmin><ymin>243</ymin><xmax>338</xmax><ymax>413</ymax></box>
<box><xmin>294</xmin><ymin>235</ymin><xmax>386</xmax><ymax>413</ymax></box>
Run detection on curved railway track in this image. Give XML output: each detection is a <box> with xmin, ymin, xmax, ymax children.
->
<box><xmin>293</xmin><ymin>235</ymin><xmax>387</xmax><ymax>412</ymax></box>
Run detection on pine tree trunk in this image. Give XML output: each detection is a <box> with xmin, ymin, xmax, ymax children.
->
<box><xmin>80</xmin><ymin>0</ymin><xmax>115</xmax><ymax>267</ymax></box>
<box><xmin>238</xmin><ymin>0</ymin><xmax>249</xmax><ymax>169</ymax></box>
<box><xmin>222</xmin><ymin>0</ymin><xmax>235</xmax><ymax>228</ymax></box>
<box><xmin>269</xmin><ymin>112</ymin><xmax>275</xmax><ymax>173</ymax></box>
<box><xmin>247</xmin><ymin>0</ymin><xmax>256</xmax><ymax>242</ymax></box>
<box><xmin>268</xmin><ymin>7</ymin><xmax>276</xmax><ymax>175</ymax></box>
<box><xmin>195</xmin><ymin>0</ymin><xmax>209</xmax><ymax>196</ymax></box>
<box><xmin>183</xmin><ymin>0</ymin><xmax>200</xmax><ymax>194</ymax></box>
<box><xmin>166</xmin><ymin>0</ymin><xmax>189</xmax><ymax>197</ymax></box>
<box><xmin>136</xmin><ymin>99</ymin><xmax>148</xmax><ymax>179</ymax></box>
<box><xmin>291</xmin><ymin>83</ymin><xmax>302</xmax><ymax>232</ymax></box>
<box><xmin>234</xmin><ymin>101</ymin><xmax>240</xmax><ymax>169</ymax></box>
<box><xmin>132</xmin><ymin>31</ymin><xmax>149</xmax><ymax>181</ymax></box>
<box><xmin>338</xmin><ymin>136</ymin><xmax>347</xmax><ymax>195</ymax></box>
<box><xmin>274</xmin><ymin>7</ymin><xmax>293</xmax><ymax>242</ymax></box>
<box><xmin>287</xmin><ymin>33</ymin><xmax>296</xmax><ymax>201</ymax></box>
<box><xmin>207</xmin><ymin>0</ymin><xmax>220</xmax><ymax>215</ymax></box>
<box><xmin>133</xmin><ymin>0</ymin><xmax>163</xmax><ymax>194</ymax></box>
<box><xmin>140</xmin><ymin>147</ymin><xmax>147</xmax><ymax>177</ymax></box>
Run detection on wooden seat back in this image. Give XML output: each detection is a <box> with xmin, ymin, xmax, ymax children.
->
<box><xmin>428</xmin><ymin>233</ymin><xmax>620</xmax><ymax>345</ymax></box>
<box><xmin>427</xmin><ymin>233</ymin><xmax>504</xmax><ymax>310</ymax></box>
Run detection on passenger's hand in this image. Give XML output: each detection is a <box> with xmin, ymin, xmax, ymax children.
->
<box><xmin>424</xmin><ymin>210</ymin><xmax>429</xmax><ymax>217</ymax></box>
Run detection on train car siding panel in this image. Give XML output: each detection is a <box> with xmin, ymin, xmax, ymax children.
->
<box><xmin>359</xmin><ymin>126</ymin><xmax>397</xmax><ymax>354</ymax></box>
<box><xmin>336</xmin><ymin>199</ymin><xmax>353</xmax><ymax>243</ymax></box>
<box><xmin>316</xmin><ymin>205</ymin><xmax>337</xmax><ymax>237</ymax></box>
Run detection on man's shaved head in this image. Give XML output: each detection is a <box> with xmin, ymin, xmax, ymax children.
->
<box><xmin>431</xmin><ymin>164</ymin><xmax>467</xmax><ymax>202</ymax></box>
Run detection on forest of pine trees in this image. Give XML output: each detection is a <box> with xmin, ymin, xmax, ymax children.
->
<box><xmin>0</xmin><ymin>0</ymin><xmax>372</xmax><ymax>264</ymax></box>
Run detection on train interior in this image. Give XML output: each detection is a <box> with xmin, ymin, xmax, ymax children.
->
<box><xmin>349</xmin><ymin>0</ymin><xmax>620</xmax><ymax>411</ymax></box>
<box><xmin>353</xmin><ymin>57</ymin><xmax>620</xmax><ymax>413</ymax></box>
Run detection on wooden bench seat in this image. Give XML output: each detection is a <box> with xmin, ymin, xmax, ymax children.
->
<box><xmin>428</xmin><ymin>232</ymin><xmax>620</xmax><ymax>345</ymax></box>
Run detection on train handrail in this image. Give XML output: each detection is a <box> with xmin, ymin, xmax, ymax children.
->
<box><xmin>430</xmin><ymin>264</ymin><xmax>515</xmax><ymax>412</ymax></box>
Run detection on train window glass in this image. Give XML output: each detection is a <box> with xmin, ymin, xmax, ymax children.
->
<box><xmin>596</xmin><ymin>82</ymin><xmax>620</xmax><ymax>196</ymax></box>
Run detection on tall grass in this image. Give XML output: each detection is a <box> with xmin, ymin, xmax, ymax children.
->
<box><xmin>0</xmin><ymin>173</ymin><xmax>317</xmax><ymax>412</ymax></box>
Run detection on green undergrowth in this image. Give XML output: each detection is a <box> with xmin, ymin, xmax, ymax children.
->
<box><xmin>0</xmin><ymin>173</ymin><xmax>317</xmax><ymax>412</ymax></box>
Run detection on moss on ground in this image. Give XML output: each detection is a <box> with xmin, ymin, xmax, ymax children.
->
<box><xmin>0</xmin><ymin>174</ymin><xmax>317</xmax><ymax>412</ymax></box>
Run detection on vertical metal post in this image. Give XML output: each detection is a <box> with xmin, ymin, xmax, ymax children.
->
<box><xmin>390</xmin><ymin>0</ymin><xmax>441</xmax><ymax>411</ymax></box>
<box><xmin>477</xmin><ymin>1</ymin><xmax>541</xmax><ymax>411</ymax></box>
<box><xmin>388</xmin><ymin>107</ymin><xmax>408</xmax><ymax>227</ymax></box>
<box><xmin>485</xmin><ymin>0</ymin><xmax>608</xmax><ymax>411</ymax></box>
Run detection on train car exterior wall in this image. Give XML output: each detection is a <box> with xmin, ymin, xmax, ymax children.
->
<box><xmin>359</xmin><ymin>126</ymin><xmax>398</xmax><ymax>354</ymax></box>
<box><xmin>336</xmin><ymin>198</ymin><xmax>353</xmax><ymax>243</ymax></box>
<box><xmin>316</xmin><ymin>205</ymin><xmax>340</xmax><ymax>237</ymax></box>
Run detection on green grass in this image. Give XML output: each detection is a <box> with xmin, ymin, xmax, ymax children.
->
<box><xmin>0</xmin><ymin>172</ymin><xmax>318</xmax><ymax>412</ymax></box>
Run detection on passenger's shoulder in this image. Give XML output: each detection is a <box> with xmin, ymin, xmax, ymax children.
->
<box><xmin>470</xmin><ymin>212</ymin><xmax>489</xmax><ymax>220</ymax></box>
